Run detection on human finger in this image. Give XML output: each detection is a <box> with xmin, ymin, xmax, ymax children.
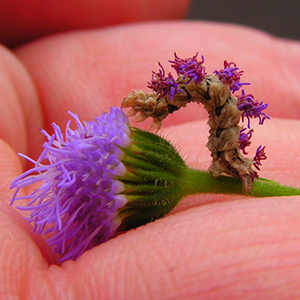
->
<box><xmin>0</xmin><ymin>0</ymin><xmax>191</xmax><ymax>47</ymax></box>
<box><xmin>0</xmin><ymin>45</ymin><xmax>43</xmax><ymax>162</ymax></box>
<box><xmin>14</xmin><ymin>21</ymin><xmax>300</xmax><ymax>142</ymax></box>
<box><xmin>2</xmin><ymin>116</ymin><xmax>300</xmax><ymax>298</ymax></box>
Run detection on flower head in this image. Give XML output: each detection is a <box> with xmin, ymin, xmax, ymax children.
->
<box><xmin>238</xmin><ymin>128</ymin><xmax>253</xmax><ymax>155</ymax></box>
<box><xmin>147</xmin><ymin>62</ymin><xmax>183</xmax><ymax>100</ymax></box>
<box><xmin>253</xmin><ymin>145</ymin><xmax>267</xmax><ymax>170</ymax></box>
<box><xmin>169</xmin><ymin>52</ymin><xmax>206</xmax><ymax>83</ymax></box>
<box><xmin>11</xmin><ymin>107</ymin><xmax>131</xmax><ymax>261</ymax></box>
<box><xmin>237</xmin><ymin>90</ymin><xmax>270</xmax><ymax>128</ymax></box>
<box><xmin>214</xmin><ymin>61</ymin><xmax>250</xmax><ymax>93</ymax></box>
<box><xmin>147</xmin><ymin>53</ymin><xmax>206</xmax><ymax>101</ymax></box>
<box><xmin>10</xmin><ymin>107</ymin><xmax>187</xmax><ymax>261</ymax></box>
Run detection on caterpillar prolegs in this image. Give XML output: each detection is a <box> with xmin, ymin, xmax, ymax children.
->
<box><xmin>122</xmin><ymin>54</ymin><xmax>269</xmax><ymax>191</ymax></box>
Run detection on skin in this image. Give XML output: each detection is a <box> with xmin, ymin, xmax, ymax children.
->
<box><xmin>1</xmin><ymin>1</ymin><xmax>300</xmax><ymax>299</ymax></box>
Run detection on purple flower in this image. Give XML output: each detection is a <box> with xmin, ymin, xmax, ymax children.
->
<box><xmin>147</xmin><ymin>53</ymin><xmax>206</xmax><ymax>99</ymax></box>
<box><xmin>238</xmin><ymin>128</ymin><xmax>253</xmax><ymax>155</ymax></box>
<box><xmin>169</xmin><ymin>52</ymin><xmax>206</xmax><ymax>84</ymax></box>
<box><xmin>214</xmin><ymin>61</ymin><xmax>250</xmax><ymax>93</ymax></box>
<box><xmin>10</xmin><ymin>107</ymin><xmax>187</xmax><ymax>261</ymax></box>
<box><xmin>237</xmin><ymin>90</ymin><xmax>270</xmax><ymax>128</ymax></box>
<box><xmin>253</xmin><ymin>145</ymin><xmax>267</xmax><ymax>170</ymax></box>
<box><xmin>147</xmin><ymin>62</ymin><xmax>183</xmax><ymax>100</ymax></box>
<box><xmin>10</xmin><ymin>107</ymin><xmax>131</xmax><ymax>261</ymax></box>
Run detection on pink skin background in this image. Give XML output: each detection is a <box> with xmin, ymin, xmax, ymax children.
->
<box><xmin>1</xmin><ymin>0</ymin><xmax>300</xmax><ymax>299</ymax></box>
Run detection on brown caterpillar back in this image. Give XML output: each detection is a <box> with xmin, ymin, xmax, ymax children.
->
<box><xmin>122</xmin><ymin>54</ymin><xmax>268</xmax><ymax>191</ymax></box>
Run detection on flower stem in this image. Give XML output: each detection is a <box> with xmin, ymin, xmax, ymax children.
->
<box><xmin>181</xmin><ymin>168</ymin><xmax>300</xmax><ymax>198</ymax></box>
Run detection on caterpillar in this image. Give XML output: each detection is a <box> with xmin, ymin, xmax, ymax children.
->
<box><xmin>122</xmin><ymin>54</ymin><xmax>268</xmax><ymax>192</ymax></box>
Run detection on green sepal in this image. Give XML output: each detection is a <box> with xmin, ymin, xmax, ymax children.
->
<box><xmin>117</xmin><ymin>127</ymin><xmax>187</xmax><ymax>231</ymax></box>
<box><xmin>118</xmin><ymin>185</ymin><xmax>183</xmax><ymax>231</ymax></box>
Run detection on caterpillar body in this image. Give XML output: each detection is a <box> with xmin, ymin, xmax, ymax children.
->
<box><xmin>122</xmin><ymin>55</ymin><xmax>268</xmax><ymax>192</ymax></box>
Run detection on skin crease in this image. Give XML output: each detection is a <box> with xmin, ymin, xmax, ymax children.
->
<box><xmin>1</xmin><ymin>2</ymin><xmax>300</xmax><ymax>299</ymax></box>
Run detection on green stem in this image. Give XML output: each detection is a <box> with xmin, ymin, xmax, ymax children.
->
<box><xmin>181</xmin><ymin>168</ymin><xmax>300</xmax><ymax>197</ymax></box>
